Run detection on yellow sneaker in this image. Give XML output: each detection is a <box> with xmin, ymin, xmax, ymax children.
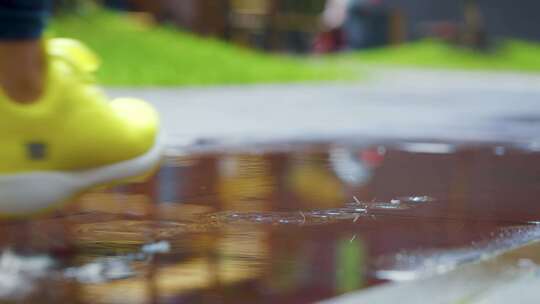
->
<box><xmin>0</xmin><ymin>38</ymin><xmax>161</xmax><ymax>216</ymax></box>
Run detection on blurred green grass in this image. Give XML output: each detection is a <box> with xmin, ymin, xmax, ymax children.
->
<box><xmin>349</xmin><ymin>39</ymin><xmax>540</xmax><ymax>72</ymax></box>
<box><xmin>50</xmin><ymin>10</ymin><xmax>540</xmax><ymax>87</ymax></box>
<box><xmin>49</xmin><ymin>10</ymin><xmax>349</xmax><ymax>86</ymax></box>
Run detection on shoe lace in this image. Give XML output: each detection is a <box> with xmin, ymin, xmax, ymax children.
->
<box><xmin>47</xmin><ymin>38</ymin><xmax>100</xmax><ymax>83</ymax></box>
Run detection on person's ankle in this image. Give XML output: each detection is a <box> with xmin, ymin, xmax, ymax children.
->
<box><xmin>0</xmin><ymin>40</ymin><xmax>46</xmax><ymax>104</ymax></box>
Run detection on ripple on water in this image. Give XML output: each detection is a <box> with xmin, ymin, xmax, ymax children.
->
<box><xmin>208</xmin><ymin>196</ymin><xmax>434</xmax><ymax>225</ymax></box>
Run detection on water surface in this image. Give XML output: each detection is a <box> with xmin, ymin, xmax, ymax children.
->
<box><xmin>1</xmin><ymin>140</ymin><xmax>540</xmax><ymax>303</ymax></box>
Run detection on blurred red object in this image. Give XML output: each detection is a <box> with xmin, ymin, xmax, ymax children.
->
<box><xmin>314</xmin><ymin>29</ymin><xmax>345</xmax><ymax>53</ymax></box>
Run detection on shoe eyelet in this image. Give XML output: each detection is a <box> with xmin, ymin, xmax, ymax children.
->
<box><xmin>26</xmin><ymin>142</ymin><xmax>47</xmax><ymax>160</ymax></box>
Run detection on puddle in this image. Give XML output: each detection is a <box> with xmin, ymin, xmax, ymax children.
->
<box><xmin>1</xmin><ymin>140</ymin><xmax>540</xmax><ymax>303</ymax></box>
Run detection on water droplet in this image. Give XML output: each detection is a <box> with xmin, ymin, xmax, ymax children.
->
<box><xmin>371</xmin><ymin>203</ymin><xmax>409</xmax><ymax>210</ymax></box>
<box><xmin>494</xmin><ymin>146</ymin><xmax>506</xmax><ymax>156</ymax></box>
<box><xmin>518</xmin><ymin>259</ymin><xmax>536</xmax><ymax>268</ymax></box>
<box><xmin>398</xmin><ymin>196</ymin><xmax>436</xmax><ymax>204</ymax></box>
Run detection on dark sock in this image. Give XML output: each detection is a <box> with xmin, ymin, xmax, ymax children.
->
<box><xmin>0</xmin><ymin>0</ymin><xmax>51</xmax><ymax>41</ymax></box>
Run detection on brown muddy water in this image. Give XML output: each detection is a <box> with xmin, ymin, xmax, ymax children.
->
<box><xmin>0</xmin><ymin>140</ymin><xmax>540</xmax><ymax>303</ymax></box>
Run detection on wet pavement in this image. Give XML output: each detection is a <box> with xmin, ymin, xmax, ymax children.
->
<box><xmin>2</xmin><ymin>69</ymin><xmax>540</xmax><ymax>303</ymax></box>
<box><xmin>1</xmin><ymin>140</ymin><xmax>540</xmax><ymax>303</ymax></box>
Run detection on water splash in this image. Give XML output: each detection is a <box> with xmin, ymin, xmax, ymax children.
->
<box><xmin>0</xmin><ymin>250</ymin><xmax>54</xmax><ymax>299</ymax></box>
<box><xmin>64</xmin><ymin>240</ymin><xmax>171</xmax><ymax>284</ymax></box>
<box><xmin>64</xmin><ymin>257</ymin><xmax>134</xmax><ymax>284</ymax></box>
<box><xmin>375</xmin><ymin>225</ymin><xmax>540</xmax><ymax>282</ymax></box>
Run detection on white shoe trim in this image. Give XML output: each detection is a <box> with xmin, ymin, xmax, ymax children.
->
<box><xmin>0</xmin><ymin>140</ymin><xmax>162</xmax><ymax>216</ymax></box>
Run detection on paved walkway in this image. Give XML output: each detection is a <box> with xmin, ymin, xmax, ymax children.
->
<box><xmin>108</xmin><ymin>68</ymin><xmax>540</xmax><ymax>148</ymax></box>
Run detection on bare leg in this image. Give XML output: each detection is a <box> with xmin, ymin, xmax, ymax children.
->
<box><xmin>0</xmin><ymin>0</ymin><xmax>51</xmax><ymax>104</ymax></box>
<box><xmin>0</xmin><ymin>40</ymin><xmax>45</xmax><ymax>103</ymax></box>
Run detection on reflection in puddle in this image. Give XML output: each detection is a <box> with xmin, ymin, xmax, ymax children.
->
<box><xmin>1</xmin><ymin>141</ymin><xmax>540</xmax><ymax>303</ymax></box>
<box><xmin>398</xmin><ymin>142</ymin><xmax>457</xmax><ymax>154</ymax></box>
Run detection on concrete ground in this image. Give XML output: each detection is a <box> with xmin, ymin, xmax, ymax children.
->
<box><xmin>319</xmin><ymin>239</ymin><xmax>540</xmax><ymax>304</ymax></box>
<box><xmin>108</xmin><ymin>68</ymin><xmax>540</xmax><ymax>148</ymax></box>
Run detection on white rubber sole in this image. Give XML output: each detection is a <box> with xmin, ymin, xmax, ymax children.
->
<box><xmin>0</xmin><ymin>141</ymin><xmax>162</xmax><ymax>216</ymax></box>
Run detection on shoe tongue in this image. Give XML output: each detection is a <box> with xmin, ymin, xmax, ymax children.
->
<box><xmin>47</xmin><ymin>38</ymin><xmax>100</xmax><ymax>75</ymax></box>
<box><xmin>0</xmin><ymin>39</ymin><xmax>99</xmax><ymax>116</ymax></box>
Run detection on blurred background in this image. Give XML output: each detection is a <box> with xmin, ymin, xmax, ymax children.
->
<box><xmin>49</xmin><ymin>0</ymin><xmax>540</xmax><ymax>86</ymax></box>
<box><xmin>58</xmin><ymin>0</ymin><xmax>540</xmax><ymax>52</ymax></box>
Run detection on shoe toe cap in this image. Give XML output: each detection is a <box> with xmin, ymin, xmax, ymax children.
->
<box><xmin>110</xmin><ymin>98</ymin><xmax>160</xmax><ymax>156</ymax></box>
